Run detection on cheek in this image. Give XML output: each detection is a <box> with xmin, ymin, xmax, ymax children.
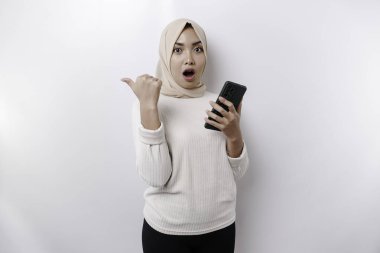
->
<box><xmin>196</xmin><ymin>55</ymin><xmax>206</xmax><ymax>68</ymax></box>
<box><xmin>170</xmin><ymin>57</ymin><xmax>181</xmax><ymax>73</ymax></box>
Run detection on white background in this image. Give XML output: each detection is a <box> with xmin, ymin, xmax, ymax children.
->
<box><xmin>1</xmin><ymin>0</ymin><xmax>380</xmax><ymax>252</ymax></box>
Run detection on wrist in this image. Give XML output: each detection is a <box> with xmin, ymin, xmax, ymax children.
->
<box><xmin>140</xmin><ymin>104</ymin><xmax>160</xmax><ymax>130</ymax></box>
<box><xmin>140</xmin><ymin>103</ymin><xmax>158</xmax><ymax>111</ymax></box>
<box><xmin>227</xmin><ymin>131</ymin><xmax>242</xmax><ymax>143</ymax></box>
<box><xmin>226</xmin><ymin>135</ymin><xmax>244</xmax><ymax>158</ymax></box>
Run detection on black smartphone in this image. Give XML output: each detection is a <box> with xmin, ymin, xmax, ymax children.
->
<box><xmin>204</xmin><ymin>81</ymin><xmax>247</xmax><ymax>131</ymax></box>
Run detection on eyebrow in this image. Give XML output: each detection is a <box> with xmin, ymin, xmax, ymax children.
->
<box><xmin>174</xmin><ymin>41</ymin><xmax>202</xmax><ymax>46</ymax></box>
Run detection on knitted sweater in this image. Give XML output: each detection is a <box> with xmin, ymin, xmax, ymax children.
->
<box><xmin>131</xmin><ymin>90</ymin><xmax>249</xmax><ymax>235</ymax></box>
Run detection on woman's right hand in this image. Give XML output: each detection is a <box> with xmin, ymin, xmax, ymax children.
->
<box><xmin>121</xmin><ymin>74</ymin><xmax>162</xmax><ymax>130</ymax></box>
<box><xmin>121</xmin><ymin>74</ymin><xmax>162</xmax><ymax>108</ymax></box>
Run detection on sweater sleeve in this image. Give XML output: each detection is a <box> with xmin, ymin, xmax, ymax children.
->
<box><xmin>227</xmin><ymin>141</ymin><xmax>249</xmax><ymax>181</ymax></box>
<box><xmin>132</xmin><ymin>100</ymin><xmax>173</xmax><ymax>187</ymax></box>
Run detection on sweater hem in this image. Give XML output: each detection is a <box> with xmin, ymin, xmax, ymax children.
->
<box><xmin>143</xmin><ymin>215</ymin><xmax>236</xmax><ymax>236</ymax></box>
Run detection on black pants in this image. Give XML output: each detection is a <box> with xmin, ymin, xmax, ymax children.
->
<box><xmin>142</xmin><ymin>219</ymin><xmax>235</xmax><ymax>253</ymax></box>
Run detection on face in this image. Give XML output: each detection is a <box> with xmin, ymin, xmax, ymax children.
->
<box><xmin>170</xmin><ymin>27</ymin><xmax>206</xmax><ymax>89</ymax></box>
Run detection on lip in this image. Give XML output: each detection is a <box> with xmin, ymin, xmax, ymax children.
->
<box><xmin>183</xmin><ymin>75</ymin><xmax>195</xmax><ymax>81</ymax></box>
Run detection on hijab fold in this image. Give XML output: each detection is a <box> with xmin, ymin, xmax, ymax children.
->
<box><xmin>156</xmin><ymin>18</ymin><xmax>207</xmax><ymax>98</ymax></box>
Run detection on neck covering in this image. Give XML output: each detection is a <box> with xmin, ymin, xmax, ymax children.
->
<box><xmin>156</xmin><ymin>18</ymin><xmax>207</xmax><ymax>98</ymax></box>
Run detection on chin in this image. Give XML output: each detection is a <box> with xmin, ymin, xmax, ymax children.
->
<box><xmin>180</xmin><ymin>77</ymin><xmax>202</xmax><ymax>89</ymax></box>
<box><xmin>180</xmin><ymin>82</ymin><xmax>200</xmax><ymax>90</ymax></box>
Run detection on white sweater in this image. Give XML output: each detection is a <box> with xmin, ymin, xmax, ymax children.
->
<box><xmin>131</xmin><ymin>90</ymin><xmax>249</xmax><ymax>235</ymax></box>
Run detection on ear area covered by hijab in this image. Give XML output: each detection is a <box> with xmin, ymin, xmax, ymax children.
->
<box><xmin>156</xmin><ymin>18</ymin><xmax>207</xmax><ymax>98</ymax></box>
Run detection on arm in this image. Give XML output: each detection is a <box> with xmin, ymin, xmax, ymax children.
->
<box><xmin>132</xmin><ymin>100</ymin><xmax>173</xmax><ymax>187</ymax></box>
<box><xmin>140</xmin><ymin>104</ymin><xmax>161</xmax><ymax>130</ymax></box>
<box><xmin>226</xmin><ymin>133</ymin><xmax>244</xmax><ymax>158</ymax></box>
<box><xmin>204</xmin><ymin>97</ymin><xmax>249</xmax><ymax>180</ymax></box>
<box><xmin>122</xmin><ymin>75</ymin><xmax>172</xmax><ymax>187</ymax></box>
<box><xmin>227</xmin><ymin>140</ymin><xmax>249</xmax><ymax>181</ymax></box>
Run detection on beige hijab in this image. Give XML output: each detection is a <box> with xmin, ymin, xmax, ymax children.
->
<box><xmin>156</xmin><ymin>18</ymin><xmax>207</xmax><ymax>98</ymax></box>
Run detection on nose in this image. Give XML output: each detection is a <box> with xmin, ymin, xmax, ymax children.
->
<box><xmin>185</xmin><ymin>51</ymin><xmax>195</xmax><ymax>65</ymax></box>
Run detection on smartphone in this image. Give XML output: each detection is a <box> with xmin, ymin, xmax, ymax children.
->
<box><xmin>204</xmin><ymin>81</ymin><xmax>247</xmax><ymax>131</ymax></box>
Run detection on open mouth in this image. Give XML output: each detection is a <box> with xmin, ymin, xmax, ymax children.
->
<box><xmin>182</xmin><ymin>69</ymin><xmax>195</xmax><ymax>81</ymax></box>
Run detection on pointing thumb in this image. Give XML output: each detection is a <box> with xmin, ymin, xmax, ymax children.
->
<box><xmin>121</xmin><ymin>78</ymin><xmax>134</xmax><ymax>87</ymax></box>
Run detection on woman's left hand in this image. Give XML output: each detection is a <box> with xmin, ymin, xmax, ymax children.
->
<box><xmin>204</xmin><ymin>96</ymin><xmax>243</xmax><ymax>140</ymax></box>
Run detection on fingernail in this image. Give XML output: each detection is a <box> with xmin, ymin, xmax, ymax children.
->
<box><xmin>219</xmin><ymin>96</ymin><xmax>224</xmax><ymax>101</ymax></box>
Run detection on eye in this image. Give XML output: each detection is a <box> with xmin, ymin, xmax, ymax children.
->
<box><xmin>194</xmin><ymin>47</ymin><xmax>204</xmax><ymax>53</ymax></box>
<box><xmin>173</xmin><ymin>48</ymin><xmax>182</xmax><ymax>54</ymax></box>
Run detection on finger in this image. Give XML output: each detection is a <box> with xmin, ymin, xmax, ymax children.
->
<box><xmin>138</xmin><ymin>74</ymin><xmax>151</xmax><ymax>79</ymax></box>
<box><xmin>219</xmin><ymin>96</ymin><xmax>237</xmax><ymax>114</ymax></box>
<box><xmin>206</xmin><ymin>109</ymin><xmax>228</xmax><ymax>124</ymax></box>
<box><xmin>204</xmin><ymin>116</ymin><xmax>224</xmax><ymax>131</ymax></box>
<box><xmin>121</xmin><ymin>78</ymin><xmax>134</xmax><ymax>87</ymax></box>
<box><xmin>208</xmin><ymin>100</ymin><xmax>229</xmax><ymax>119</ymax></box>
<box><xmin>150</xmin><ymin>77</ymin><xmax>162</xmax><ymax>88</ymax></box>
<box><xmin>152</xmin><ymin>77</ymin><xmax>159</xmax><ymax>82</ymax></box>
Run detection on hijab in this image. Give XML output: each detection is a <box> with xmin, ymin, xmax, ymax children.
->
<box><xmin>156</xmin><ymin>18</ymin><xmax>207</xmax><ymax>98</ymax></box>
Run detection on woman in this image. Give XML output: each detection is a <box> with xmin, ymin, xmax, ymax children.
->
<box><xmin>121</xmin><ymin>18</ymin><xmax>249</xmax><ymax>253</ymax></box>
